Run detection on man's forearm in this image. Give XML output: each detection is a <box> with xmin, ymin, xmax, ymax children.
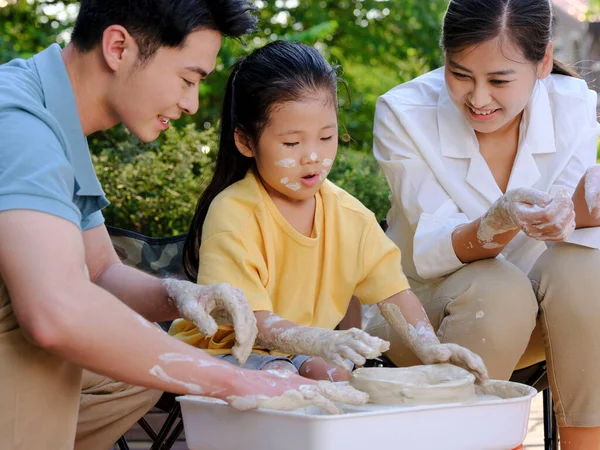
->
<box><xmin>94</xmin><ymin>262</ymin><xmax>180</xmax><ymax>322</ymax></box>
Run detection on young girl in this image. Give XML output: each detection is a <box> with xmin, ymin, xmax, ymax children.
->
<box><xmin>366</xmin><ymin>0</ymin><xmax>600</xmax><ymax>448</ymax></box>
<box><xmin>170</xmin><ymin>41</ymin><xmax>487</xmax><ymax>383</ymax></box>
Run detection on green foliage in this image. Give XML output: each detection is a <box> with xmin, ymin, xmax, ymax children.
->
<box><xmin>328</xmin><ymin>149</ymin><xmax>391</xmax><ymax>222</ymax></box>
<box><xmin>0</xmin><ymin>0</ymin><xmax>445</xmax><ymax>235</ymax></box>
<box><xmin>0</xmin><ymin>0</ymin><xmax>78</xmax><ymax>62</ymax></box>
<box><xmin>90</xmin><ymin>125</ymin><xmax>217</xmax><ymax>236</ymax></box>
<box><xmin>194</xmin><ymin>0</ymin><xmax>448</xmax><ymax>150</ymax></box>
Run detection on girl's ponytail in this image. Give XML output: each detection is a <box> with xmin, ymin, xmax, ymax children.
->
<box><xmin>183</xmin><ymin>62</ymin><xmax>253</xmax><ymax>281</ymax></box>
<box><xmin>551</xmin><ymin>58</ymin><xmax>579</xmax><ymax>78</ymax></box>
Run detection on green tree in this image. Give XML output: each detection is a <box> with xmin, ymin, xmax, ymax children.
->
<box><xmin>1</xmin><ymin>0</ymin><xmax>448</xmax><ymax>234</ymax></box>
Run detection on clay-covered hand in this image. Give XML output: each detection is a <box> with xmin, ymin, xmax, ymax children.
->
<box><xmin>407</xmin><ymin>321</ymin><xmax>489</xmax><ymax>383</ymax></box>
<box><xmin>258</xmin><ymin>326</ymin><xmax>390</xmax><ymax>369</ymax></box>
<box><xmin>478</xmin><ymin>188</ymin><xmax>574</xmax><ymax>245</ymax></box>
<box><xmin>584</xmin><ymin>165</ymin><xmax>600</xmax><ymax>219</ymax></box>
<box><xmin>164</xmin><ymin>279</ymin><xmax>257</xmax><ymax>365</ymax></box>
<box><xmin>227</xmin><ymin>379</ymin><xmax>369</xmax><ymax>414</ymax></box>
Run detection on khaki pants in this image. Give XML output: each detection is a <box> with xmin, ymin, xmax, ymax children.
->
<box><xmin>0</xmin><ymin>287</ymin><xmax>162</xmax><ymax>449</ymax></box>
<box><xmin>366</xmin><ymin>243</ymin><xmax>600</xmax><ymax>427</ymax></box>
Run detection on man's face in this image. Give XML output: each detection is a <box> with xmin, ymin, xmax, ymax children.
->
<box><xmin>109</xmin><ymin>29</ymin><xmax>222</xmax><ymax>142</ymax></box>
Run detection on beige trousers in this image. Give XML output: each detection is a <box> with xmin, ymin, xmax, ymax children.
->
<box><xmin>0</xmin><ymin>287</ymin><xmax>162</xmax><ymax>449</ymax></box>
<box><xmin>366</xmin><ymin>243</ymin><xmax>600</xmax><ymax>427</ymax></box>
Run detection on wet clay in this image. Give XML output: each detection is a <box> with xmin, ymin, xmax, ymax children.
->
<box><xmin>257</xmin><ymin>325</ymin><xmax>389</xmax><ymax>368</ymax></box>
<box><xmin>350</xmin><ymin>364</ymin><xmax>476</xmax><ymax>406</ymax></box>
<box><xmin>227</xmin><ymin>381</ymin><xmax>369</xmax><ymax>414</ymax></box>
<box><xmin>164</xmin><ymin>279</ymin><xmax>257</xmax><ymax>365</ymax></box>
<box><xmin>378</xmin><ymin>302</ymin><xmax>488</xmax><ymax>381</ymax></box>
<box><xmin>585</xmin><ymin>166</ymin><xmax>600</xmax><ymax>218</ymax></box>
<box><xmin>477</xmin><ymin>188</ymin><xmax>574</xmax><ymax>246</ymax></box>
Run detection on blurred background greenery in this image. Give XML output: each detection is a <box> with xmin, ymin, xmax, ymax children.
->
<box><xmin>1</xmin><ymin>0</ymin><xmax>598</xmax><ymax>235</ymax></box>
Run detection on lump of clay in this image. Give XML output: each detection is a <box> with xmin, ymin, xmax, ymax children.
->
<box><xmin>350</xmin><ymin>364</ymin><xmax>476</xmax><ymax>406</ymax></box>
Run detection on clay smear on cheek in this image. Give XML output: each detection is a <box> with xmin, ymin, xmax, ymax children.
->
<box><xmin>322</xmin><ymin>158</ymin><xmax>333</xmax><ymax>168</ymax></box>
<box><xmin>149</xmin><ymin>365</ymin><xmax>204</xmax><ymax>394</ymax></box>
<box><xmin>280</xmin><ymin>177</ymin><xmax>301</xmax><ymax>192</ymax></box>
<box><xmin>275</xmin><ymin>158</ymin><xmax>296</xmax><ymax>168</ymax></box>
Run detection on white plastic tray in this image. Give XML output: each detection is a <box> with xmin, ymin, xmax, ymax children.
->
<box><xmin>177</xmin><ymin>380</ymin><xmax>536</xmax><ymax>450</ymax></box>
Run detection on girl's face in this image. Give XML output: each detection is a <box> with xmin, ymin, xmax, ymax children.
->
<box><xmin>444</xmin><ymin>37</ymin><xmax>552</xmax><ymax>136</ymax></box>
<box><xmin>238</xmin><ymin>92</ymin><xmax>338</xmax><ymax>203</ymax></box>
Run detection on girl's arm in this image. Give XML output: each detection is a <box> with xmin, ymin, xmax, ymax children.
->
<box><xmin>377</xmin><ymin>290</ymin><xmax>489</xmax><ymax>382</ymax></box>
<box><xmin>254</xmin><ymin>311</ymin><xmax>388</xmax><ymax>369</ymax></box>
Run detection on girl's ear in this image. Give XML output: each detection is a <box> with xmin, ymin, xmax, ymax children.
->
<box><xmin>538</xmin><ymin>42</ymin><xmax>553</xmax><ymax>79</ymax></box>
<box><xmin>234</xmin><ymin>129</ymin><xmax>255</xmax><ymax>158</ymax></box>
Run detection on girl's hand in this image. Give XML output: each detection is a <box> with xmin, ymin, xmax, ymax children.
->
<box><xmin>584</xmin><ymin>165</ymin><xmax>600</xmax><ymax>219</ymax></box>
<box><xmin>307</xmin><ymin>327</ymin><xmax>389</xmax><ymax>369</ymax></box>
<box><xmin>164</xmin><ymin>279</ymin><xmax>257</xmax><ymax>365</ymax></box>
<box><xmin>406</xmin><ymin>321</ymin><xmax>489</xmax><ymax>383</ymax></box>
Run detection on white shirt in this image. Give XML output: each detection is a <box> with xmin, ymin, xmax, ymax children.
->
<box><xmin>374</xmin><ymin>67</ymin><xmax>600</xmax><ymax>288</ymax></box>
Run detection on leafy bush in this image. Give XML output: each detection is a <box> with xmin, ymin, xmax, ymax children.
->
<box><xmin>91</xmin><ymin>123</ymin><xmax>391</xmax><ymax>236</ymax></box>
<box><xmin>91</xmin><ymin>124</ymin><xmax>217</xmax><ymax>236</ymax></box>
<box><xmin>328</xmin><ymin>149</ymin><xmax>391</xmax><ymax>222</ymax></box>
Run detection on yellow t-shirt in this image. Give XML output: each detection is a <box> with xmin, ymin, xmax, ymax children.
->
<box><xmin>169</xmin><ymin>170</ymin><xmax>410</xmax><ymax>355</ymax></box>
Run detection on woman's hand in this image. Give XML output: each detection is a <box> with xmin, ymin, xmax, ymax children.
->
<box><xmin>584</xmin><ymin>165</ymin><xmax>600</xmax><ymax>219</ymax></box>
<box><xmin>478</xmin><ymin>188</ymin><xmax>575</xmax><ymax>245</ymax></box>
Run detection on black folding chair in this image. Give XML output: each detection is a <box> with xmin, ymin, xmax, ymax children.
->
<box><xmin>108</xmin><ymin>226</ymin><xmax>187</xmax><ymax>450</ymax></box>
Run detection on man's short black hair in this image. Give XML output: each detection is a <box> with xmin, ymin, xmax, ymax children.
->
<box><xmin>71</xmin><ymin>0</ymin><xmax>257</xmax><ymax>61</ymax></box>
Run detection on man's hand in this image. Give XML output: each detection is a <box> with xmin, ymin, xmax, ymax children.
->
<box><xmin>164</xmin><ymin>279</ymin><xmax>257</xmax><ymax>365</ymax></box>
<box><xmin>226</xmin><ymin>375</ymin><xmax>368</xmax><ymax>414</ymax></box>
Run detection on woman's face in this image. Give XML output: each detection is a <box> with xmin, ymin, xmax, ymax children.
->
<box><xmin>444</xmin><ymin>37</ymin><xmax>552</xmax><ymax>136</ymax></box>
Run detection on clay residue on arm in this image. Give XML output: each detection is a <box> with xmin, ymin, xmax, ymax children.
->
<box><xmin>378</xmin><ymin>291</ymin><xmax>488</xmax><ymax>382</ymax></box>
<box><xmin>164</xmin><ymin>279</ymin><xmax>257</xmax><ymax>365</ymax></box>
<box><xmin>227</xmin><ymin>380</ymin><xmax>369</xmax><ymax>414</ymax></box>
<box><xmin>255</xmin><ymin>311</ymin><xmax>389</xmax><ymax>368</ymax></box>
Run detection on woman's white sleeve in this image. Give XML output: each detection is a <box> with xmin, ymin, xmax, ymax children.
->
<box><xmin>550</xmin><ymin>89</ymin><xmax>600</xmax><ymax>248</ymax></box>
<box><xmin>373</xmin><ymin>97</ymin><xmax>469</xmax><ymax>279</ymax></box>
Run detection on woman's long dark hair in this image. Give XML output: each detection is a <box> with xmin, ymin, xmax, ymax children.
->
<box><xmin>183</xmin><ymin>41</ymin><xmax>341</xmax><ymax>281</ymax></box>
<box><xmin>441</xmin><ymin>0</ymin><xmax>579</xmax><ymax>77</ymax></box>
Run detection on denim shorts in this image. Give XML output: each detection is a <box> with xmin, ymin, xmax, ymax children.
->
<box><xmin>217</xmin><ymin>353</ymin><xmax>312</xmax><ymax>372</ymax></box>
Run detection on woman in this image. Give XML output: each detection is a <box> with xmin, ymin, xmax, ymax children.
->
<box><xmin>366</xmin><ymin>0</ymin><xmax>600</xmax><ymax>448</ymax></box>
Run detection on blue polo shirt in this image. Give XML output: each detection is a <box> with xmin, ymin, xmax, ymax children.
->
<box><xmin>0</xmin><ymin>44</ymin><xmax>109</xmax><ymax>231</ymax></box>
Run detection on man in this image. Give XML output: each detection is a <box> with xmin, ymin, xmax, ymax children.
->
<box><xmin>0</xmin><ymin>1</ymin><xmax>351</xmax><ymax>448</ymax></box>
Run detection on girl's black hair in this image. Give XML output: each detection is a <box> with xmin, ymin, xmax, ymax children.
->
<box><xmin>183</xmin><ymin>41</ymin><xmax>341</xmax><ymax>281</ymax></box>
<box><xmin>441</xmin><ymin>0</ymin><xmax>578</xmax><ymax>77</ymax></box>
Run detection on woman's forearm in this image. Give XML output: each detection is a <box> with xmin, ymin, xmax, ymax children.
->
<box><xmin>452</xmin><ymin>219</ymin><xmax>519</xmax><ymax>263</ymax></box>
